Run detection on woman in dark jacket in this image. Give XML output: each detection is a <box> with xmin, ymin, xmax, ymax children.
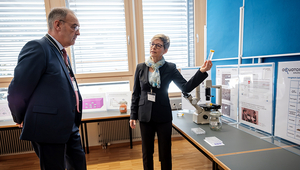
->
<box><xmin>130</xmin><ymin>34</ymin><xmax>212</xmax><ymax>170</ymax></box>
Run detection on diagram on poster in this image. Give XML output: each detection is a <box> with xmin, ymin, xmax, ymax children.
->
<box><xmin>216</xmin><ymin>65</ymin><xmax>238</xmax><ymax>120</ymax></box>
<box><xmin>275</xmin><ymin>61</ymin><xmax>300</xmax><ymax>145</ymax></box>
<box><xmin>181</xmin><ymin>67</ymin><xmax>210</xmax><ymax>110</ymax></box>
<box><xmin>239</xmin><ymin>64</ymin><xmax>274</xmax><ymax>134</ymax></box>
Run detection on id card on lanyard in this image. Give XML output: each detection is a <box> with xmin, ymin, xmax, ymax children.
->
<box><xmin>71</xmin><ymin>77</ymin><xmax>78</xmax><ymax>91</ymax></box>
<box><xmin>66</xmin><ymin>64</ymin><xmax>78</xmax><ymax>92</ymax></box>
<box><xmin>147</xmin><ymin>88</ymin><xmax>156</xmax><ymax>102</ymax></box>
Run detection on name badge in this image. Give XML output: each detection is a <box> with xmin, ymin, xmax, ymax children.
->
<box><xmin>147</xmin><ymin>92</ymin><xmax>156</xmax><ymax>102</ymax></box>
<box><xmin>71</xmin><ymin>77</ymin><xmax>78</xmax><ymax>91</ymax></box>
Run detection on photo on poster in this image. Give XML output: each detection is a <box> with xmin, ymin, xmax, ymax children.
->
<box><xmin>222</xmin><ymin>103</ymin><xmax>231</xmax><ymax>117</ymax></box>
<box><xmin>222</xmin><ymin>88</ymin><xmax>231</xmax><ymax>101</ymax></box>
<box><xmin>222</xmin><ymin>74</ymin><xmax>231</xmax><ymax>86</ymax></box>
<box><xmin>241</xmin><ymin>107</ymin><xmax>258</xmax><ymax>125</ymax></box>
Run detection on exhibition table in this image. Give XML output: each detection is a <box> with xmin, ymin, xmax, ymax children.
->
<box><xmin>172</xmin><ymin>111</ymin><xmax>300</xmax><ymax>170</ymax></box>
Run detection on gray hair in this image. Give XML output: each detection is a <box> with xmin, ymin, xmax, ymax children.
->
<box><xmin>47</xmin><ymin>7</ymin><xmax>75</xmax><ymax>30</ymax></box>
<box><xmin>151</xmin><ymin>34</ymin><xmax>170</xmax><ymax>50</ymax></box>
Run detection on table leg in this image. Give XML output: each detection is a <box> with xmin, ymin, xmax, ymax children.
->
<box><xmin>84</xmin><ymin>122</ymin><xmax>89</xmax><ymax>154</ymax></box>
<box><xmin>128</xmin><ymin>120</ymin><xmax>132</xmax><ymax>149</ymax></box>
<box><xmin>213</xmin><ymin>161</ymin><xmax>218</xmax><ymax>170</ymax></box>
<box><xmin>80</xmin><ymin>123</ymin><xmax>86</xmax><ymax>153</ymax></box>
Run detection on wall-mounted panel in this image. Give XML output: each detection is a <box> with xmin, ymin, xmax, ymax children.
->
<box><xmin>243</xmin><ymin>0</ymin><xmax>300</xmax><ymax>57</ymax></box>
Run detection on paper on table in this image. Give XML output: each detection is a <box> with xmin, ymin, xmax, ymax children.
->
<box><xmin>191</xmin><ymin>127</ymin><xmax>206</xmax><ymax>134</ymax></box>
<box><xmin>204</xmin><ymin>136</ymin><xmax>224</xmax><ymax>146</ymax></box>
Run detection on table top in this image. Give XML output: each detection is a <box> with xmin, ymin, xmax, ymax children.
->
<box><xmin>81</xmin><ymin>110</ymin><xmax>130</xmax><ymax>122</ymax></box>
<box><xmin>0</xmin><ymin>110</ymin><xmax>130</xmax><ymax>129</ymax></box>
<box><xmin>217</xmin><ymin>147</ymin><xmax>300</xmax><ymax>170</ymax></box>
<box><xmin>172</xmin><ymin>111</ymin><xmax>300</xmax><ymax>170</ymax></box>
<box><xmin>0</xmin><ymin>118</ymin><xmax>16</xmax><ymax>129</ymax></box>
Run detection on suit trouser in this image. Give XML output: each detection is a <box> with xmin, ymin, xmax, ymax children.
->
<box><xmin>140</xmin><ymin>120</ymin><xmax>172</xmax><ymax>170</ymax></box>
<box><xmin>31</xmin><ymin>129</ymin><xmax>86</xmax><ymax>170</ymax></box>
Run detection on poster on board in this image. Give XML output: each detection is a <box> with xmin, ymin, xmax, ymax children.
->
<box><xmin>181</xmin><ymin>67</ymin><xmax>211</xmax><ymax>110</ymax></box>
<box><xmin>81</xmin><ymin>93</ymin><xmax>107</xmax><ymax>113</ymax></box>
<box><xmin>216</xmin><ymin>65</ymin><xmax>239</xmax><ymax>120</ymax></box>
<box><xmin>106</xmin><ymin>91</ymin><xmax>132</xmax><ymax>110</ymax></box>
<box><xmin>239</xmin><ymin>64</ymin><xmax>274</xmax><ymax>134</ymax></box>
<box><xmin>275</xmin><ymin>61</ymin><xmax>300</xmax><ymax>145</ymax></box>
<box><xmin>0</xmin><ymin>100</ymin><xmax>12</xmax><ymax>121</ymax></box>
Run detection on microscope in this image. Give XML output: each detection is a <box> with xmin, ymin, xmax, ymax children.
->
<box><xmin>183</xmin><ymin>80</ymin><xmax>222</xmax><ymax>124</ymax></box>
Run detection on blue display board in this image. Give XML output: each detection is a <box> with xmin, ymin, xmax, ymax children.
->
<box><xmin>207</xmin><ymin>0</ymin><xmax>243</xmax><ymax>59</ymax></box>
<box><xmin>243</xmin><ymin>0</ymin><xmax>300</xmax><ymax>57</ymax></box>
<box><xmin>207</xmin><ymin>0</ymin><xmax>300</xmax><ymax>146</ymax></box>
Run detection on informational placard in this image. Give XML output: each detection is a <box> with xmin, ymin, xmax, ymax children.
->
<box><xmin>0</xmin><ymin>100</ymin><xmax>12</xmax><ymax>121</ymax></box>
<box><xmin>106</xmin><ymin>91</ymin><xmax>132</xmax><ymax>110</ymax></box>
<box><xmin>216</xmin><ymin>65</ymin><xmax>239</xmax><ymax>120</ymax></box>
<box><xmin>275</xmin><ymin>61</ymin><xmax>300</xmax><ymax>145</ymax></box>
<box><xmin>181</xmin><ymin>67</ymin><xmax>210</xmax><ymax>110</ymax></box>
<box><xmin>239</xmin><ymin>64</ymin><xmax>274</xmax><ymax>134</ymax></box>
<box><xmin>81</xmin><ymin>93</ymin><xmax>107</xmax><ymax>113</ymax></box>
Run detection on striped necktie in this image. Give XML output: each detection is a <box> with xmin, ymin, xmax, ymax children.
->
<box><xmin>61</xmin><ymin>48</ymin><xmax>69</xmax><ymax>65</ymax></box>
<box><xmin>62</xmin><ymin>48</ymin><xmax>80</xmax><ymax>113</ymax></box>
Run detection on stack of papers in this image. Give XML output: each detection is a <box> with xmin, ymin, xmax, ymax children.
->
<box><xmin>204</xmin><ymin>136</ymin><xmax>224</xmax><ymax>146</ymax></box>
<box><xmin>191</xmin><ymin>127</ymin><xmax>206</xmax><ymax>134</ymax></box>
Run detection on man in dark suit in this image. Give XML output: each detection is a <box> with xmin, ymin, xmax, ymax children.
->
<box><xmin>7</xmin><ymin>7</ymin><xmax>86</xmax><ymax>170</ymax></box>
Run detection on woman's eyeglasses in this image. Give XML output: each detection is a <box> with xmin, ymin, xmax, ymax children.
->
<box><xmin>149</xmin><ymin>42</ymin><xmax>163</xmax><ymax>49</ymax></box>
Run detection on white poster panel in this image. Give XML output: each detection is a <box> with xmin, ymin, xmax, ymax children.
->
<box><xmin>106</xmin><ymin>91</ymin><xmax>132</xmax><ymax>110</ymax></box>
<box><xmin>0</xmin><ymin>100</ymin><xmax>12</xmax><ymax>121</ymax></box>
<box><xmin>275</xmin><ymin>61</ymin><xmax>300</xmax><ymax>145</ymax></box>
<box><xmin>239</xmin><ymin>64</ymin><xmax>274</xmax><ymax>134</ymax></box>
<box><xmin>181</xmin><ymin>67</ymin><xmax>211</xmax><ymax>110</ymax></box>
<box><xmin>216</xmin><ymin>65</ymin><xmax>239</xmax><ymax>120</ymax></box>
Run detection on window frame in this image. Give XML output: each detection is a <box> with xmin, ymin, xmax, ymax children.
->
<box><xmin>0</xmin><ymin>0</ymin><xmax>206</xmax><ymax>99</ymax></box>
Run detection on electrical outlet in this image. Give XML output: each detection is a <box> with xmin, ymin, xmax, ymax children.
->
<box><xmin>170</xmin><ymin>97</ymin><xmax>182</xmax><ymax>110</ymax></box>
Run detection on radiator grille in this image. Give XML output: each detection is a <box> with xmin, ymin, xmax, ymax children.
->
<box><xmin>97</xmin><ymin>120</ymin><xmax>180</xmax><ymax>145</ymax></box>
<box><xmin>0</xmin><ymin>128</ymin><xmax>33</xmax><ymax>155</ymax></box>
<box><xmin>0</xmin><ymin>120</ymin><xmax>180</xmax><ymax>155</ymax></box>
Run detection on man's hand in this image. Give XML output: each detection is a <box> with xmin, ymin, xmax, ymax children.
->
<box><xmin>16</xmin><ymin>122</ymin><xmax>23</xmax><ymax>128</ymax></box>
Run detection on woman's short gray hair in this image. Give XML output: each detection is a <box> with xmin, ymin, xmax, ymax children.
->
<box><xmin>151</xmin><ymin>34</ymin><xmax>170</xmax><ymax>50</ymax></box>
<box><xmin>47</xmin><ymin>7</ymin><xmax>75</xmax><ymax>30</ymax></box>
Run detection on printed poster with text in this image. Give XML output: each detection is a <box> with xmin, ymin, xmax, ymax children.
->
<box><xmin>239</xmin><ymin>64</ymin><xmax>274</xmax><ymax>134</ymax></box>
<box><xmin>216</xmin><ymin>65</ymin><xmax>238</xmax><ymax>120</ymax></box>
<box><xmin>275</xmin><ymin>61</ymin><xmax>300</xmax><ymax>145</ymax></box>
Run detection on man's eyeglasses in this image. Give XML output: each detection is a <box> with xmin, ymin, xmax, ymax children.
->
<box><xmin>59</xmin><ymin>20</ymin><xmax>80</xmax><ymax>32</ymax></box>
<box><xmin>149</xmin><ymin>42</ymin><xmax>163</xmax><ymax>49</ymax></box>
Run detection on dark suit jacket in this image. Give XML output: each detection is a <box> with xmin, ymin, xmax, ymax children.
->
<box><xmin>7</xmin><ymin>36</ymin><xmax>82</xmax><ymax>144</ymax></box>
<box><xmin>130</xmin><ymin>62</ymin><xmax>208</xmax><ymax>123</ymax></box>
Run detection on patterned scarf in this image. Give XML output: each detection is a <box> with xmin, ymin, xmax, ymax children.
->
<box><xmin>145</xmin><ymin>56</ymin><xmax>165</xmax><ymax>88</ymax></box>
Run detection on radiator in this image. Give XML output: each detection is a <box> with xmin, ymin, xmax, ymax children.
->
<box><xmin>97</xmin><ymin>119</ymin><xmax>180</xmax><ymax>145</ymax></box>
<box><xmin>0</xmin><ymin>128</ymin><xmax>33</xmax><ymax>155</ymax></box>
<box><xmin>0</xmin><ymin>120</ymin><xmax>180</xmax><ymax>155</ymax></box>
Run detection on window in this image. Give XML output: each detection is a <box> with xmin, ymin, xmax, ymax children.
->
<box><xmin>0</xmin><ymin>0</ymin><xmax>206</xmax><ymax>93</ymax></box>
<box><xmin>0</xmin><ymin>0</ymin><xmax>47</xmax><ymax>77</ymax></box>
<box><xmin>142</xmin><ymin>0</ymin><xmax>195</xmax><ymax>68</ymax></box>
<box><xmin>67</xmin><ymin>0</ymin><xmax>129</xmax><ymax>74</ymax></box>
